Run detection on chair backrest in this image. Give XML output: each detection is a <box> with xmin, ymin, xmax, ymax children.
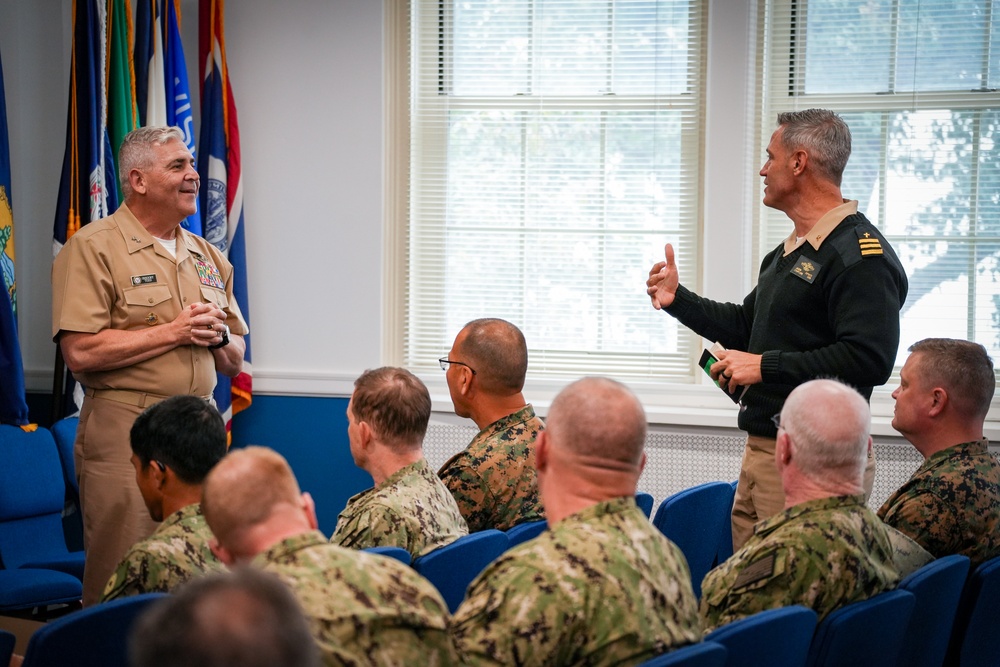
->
<box><xmin>653</xmin><ymin>481</ymin><xmax>734</xmax><ymax>598</ymax></box>
<box><xmin>505</xmin><ymin>519</ymin><xmax>547</xmax><ymax>549</ymax></box>
<box><xmin>51</xmin><ymin>416</ymin><xmax>80</xmax><ymax>501</ymax></box>
<box><xmin>412</xmin><ymin>529</ymin><xmax>508</xmax><ymax>613</ymax></box>
<box><xmin>22</xmin><ymin>592</ymin><xmax>167</xmax><ymax>667</ymax></box>
<box><xmin>362</xmin><ymin>545</ymin><xmax>412</xmax><ymax>566</ymax></box>
<box><xmin>895</xmin><ymin>554</ymin><xmax>970</xmax><ymax>667</ymax></box>
<box><xmin>946</xmin><ymin>553</ymin><xmax>1000</xmax><ymax>667</ymax></box>
<box><xmin>0</xmin><ymin>425</ymin><xmax>74</xmax><ymax>569</ymax></box>
<box><xmin>714</xmin><ymin>481</ymin><xmax>738</xmax><ymax>566</ymax></box>
<box><xmin>636</xmin><ymin>641</ymin><xmax>728</xmax><ymax>667</ymax></box>
<box><xmin>704</xmin><ymin>605</ymin><xmax>817</xmax><ymax>667</ymax></box>
<box><xmin>805</xmin><ymin>589</ymin><xmax>915</xmax><ymax>667</ymax></box>
<box><xmin>636</xmin><ymin>492</ymin><xmax>655</xmax><ymax>519</ymax></box>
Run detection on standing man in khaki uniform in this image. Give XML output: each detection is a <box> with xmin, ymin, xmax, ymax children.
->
<box><xmin>52</xmin><ymin>126</ymin><xmax>247</xmax><ymax>605</ymax></box>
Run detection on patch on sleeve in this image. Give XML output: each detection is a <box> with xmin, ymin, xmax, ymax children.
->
<box><xmin>733</xmin><ymin>553</ymin><xmax>775</xmax><ymax>589</ymax></box>
<box><xmin>857</xmin><ymin>229</ymin><xmax>883</xmax><ymax>256</ymax></box>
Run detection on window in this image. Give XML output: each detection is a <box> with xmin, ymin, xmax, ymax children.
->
<box><xmin>760</xmin><ymin>0</ymin><xmax>1000</xmax><ymax>366</ymax></box>
<box><xmin>405</xmin><ymin>0</ymin><xmax>707</xmax><ymax>381</ymax></box>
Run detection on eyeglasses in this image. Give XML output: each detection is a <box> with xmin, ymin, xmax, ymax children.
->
<box><xmin>438</xmin><ymin>357</ymin><xmax>477</xmax><ymax>375</ymax></box>
<box><xmin>770</xmin><ymin>413</ymin><xmax>783</xmax><ymax>431</ymax></box>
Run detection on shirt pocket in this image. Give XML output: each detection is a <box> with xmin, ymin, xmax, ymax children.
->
<box><xmin>200</xmin><ymin>286</ymin><xmax>230</xmax><ymax>310</ymax></box>
<box><xmin>123</xmin><ymin>284</ymin><xmax>174</xmax><ymax>328</ymax></box>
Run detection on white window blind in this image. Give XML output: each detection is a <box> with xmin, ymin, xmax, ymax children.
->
<box><xmin>406</xmin><ymin>0</ymin><xmax>707</xmax><ymax>380</ymax></box>
<box><xmin>759</xmin><ymin>0</ymin><xmax>1000</xmax><ymax>366</ymax></box>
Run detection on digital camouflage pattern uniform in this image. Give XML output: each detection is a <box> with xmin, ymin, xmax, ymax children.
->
<box><xmin>331</xmin><ymin>458</ymin><xmax>469</xmax><ymax>558</ymax></box>
<box><xmin>101</xmin><ymin>503</ymin><xmax>220</xmax><ymax>601</ymax></box>
<box><xmin>700</xmin><ymin>494</ymin><xmax>901</xmax><ymax>633</ymax></box>
<box><xmin>255</xmin><ymin>530</ymin><xmax>458</xmax><ymax>667</ymax></box>
<box><xmin>438</xmin><ymin>405</ymin><xmax>545</xmax><ymax>532</ymax></box>
<box><xmin>878</xmin><ymin>439</ymin><xmax>1000</xmax><ymax>567</ymax></box>
<box><xmin>452</xmin><ymin>497</ymin><xmax>701</xmax><ymax>666</ymax></box>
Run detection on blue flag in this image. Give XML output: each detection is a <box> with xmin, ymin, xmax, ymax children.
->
<box><xmin>163</xmin><ymin>0</ymin><xmax>201</xmax><ymax>235</ymax></box>
<box><xmin>0</xmin><ymin>45</ymin><xmax>29</xmax><ymax>426</ymax></box>
<box><xmin>200</xmin><ymin>0</ymin><xmax>252</xmax><ymax>435</ymax></box>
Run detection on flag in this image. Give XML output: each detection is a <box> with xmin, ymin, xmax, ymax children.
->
<box><xmin>200</xmin><ymin>0</ymin><xmax>251</xmax><ymax>434</ymax></box>
<box><xmin>105</xmin><ymin>0</ymin><xmax>137</xmax><ymax>199</ymax></box>
<box><xmin>163</xmin><ymin>0</ymin><xmax>201</xmax><ymax>235</ymax></box>
<box><xmin>53</xmin><ymin>0</ymin><xmax>116</xmax><ymax>256</ymax></box>
<box><xmin>0</xmin><ymin>46</ymin><xmax>30</xmax><ymax>427</ymax></box>
<box><xmin>134</xmin><ymin>0</ymin><xmax>166</xmax><ymax>127</ymax></box>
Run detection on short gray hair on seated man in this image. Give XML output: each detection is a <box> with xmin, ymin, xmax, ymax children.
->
<box><xmin>546</xmin><ymin>376</ymin><xmax>647</xmax><ymax>467</ymax></box>
<box><xmin>781</xmin><ymin>379</ymin><xmax>870</xmax><ymax>483</ymax></box>
<box><xmin>129</xmin><ymin>566</ymin><xmax>321</xmax><ymax>667</ymax></box>
<box><xmin>118</xmin><ymin>125</ymin><xmax>187</xmax><ymax>199</ymax></box>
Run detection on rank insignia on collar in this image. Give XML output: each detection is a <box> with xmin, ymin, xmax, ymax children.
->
<box><xmin>145</xmin><ymin>313</ymin><xmax>158</xmax><ymax>325</ymax></box>
<box><xmin>791</xmin><ymin>258</ymin><xmax>822</xmax><ymax>283</ymax></box>
<box><xmin>857</xmin><ymin>229</ymin><xmax>883</xmax><ymax>256</ymax></box>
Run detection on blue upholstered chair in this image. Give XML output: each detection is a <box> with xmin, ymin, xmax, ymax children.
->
<box><xmin>704</xmin><ymin>605</ymin><xmax>817</xmax><ymax>667</ymax></box>
<box><xmin>0</xmin><ymin>425</ymin><xmax>85</xmax><ymax>581</ymax></box>
<box><xmin>636</xmin><ymin>491</ymin><xmax>655</xmax><ymax>519</ymax></box>
<box><xmin>362</xmin><ymin>545</ymin><xmax>412</xmax><ymax>566</ymax></box>
<box><xmin>0</xmin><ymin>629</ymin><xmax>14</xmax><ymax>667</ymax></box>
<box><xmin>714</xmin><ymin>480</ymin><xmax>739</xmax><ymax>566</ymax></box>
<box><xmin>505</xmin><ymin>519</ymin><xmax>547</xmax><ymax>548</ymax></box>
<box><xmin>653</xmin><ymin>481</ymin><xmax>734</xmax><ymax>598</ymax></box>
<box><xmin>895</xmin><ymin>554</ymin><xmax>970</xmax><ymax>667</ymax></box>
<box><xmin>412</xmin><ymin>529</ymin><xmax>508</xmax><ymax>612</ymax></box>
<box><xmin>945</xmin><ymin>553</ymin><xmax>1000</xmax><ymax>667</ymax></box>
<box><xmin>50</xmin><ymin>416</ymin><xmax>80</xmax><ymax>505</ymax></box>
<box><xmin>805</xmin><ymin>589</ymin><xmax>915</xmax><ymax>667</ymax></box>
<box><xmin>20</xmin><ymin>593</ymin><xmax>167</xmax><ymax>667</ymax></box>
<box><xmin>0</xmin><ymin>568</ymin><xmax>82</xmax><ymax>614</ymax></box>
<box><xmin>637</xmin><ymin>642</ymin><xmax>728</xmax><ymax>667</ymax></box>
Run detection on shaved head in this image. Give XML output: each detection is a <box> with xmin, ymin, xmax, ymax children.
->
<box><xmin>546</xmin><ymin>377</ymin><xmax>646</xmax><ymax>466</ymax></box>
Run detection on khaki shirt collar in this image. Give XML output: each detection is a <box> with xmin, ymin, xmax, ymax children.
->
<box><xmin>782</xmin><ymin>199</ymin><xmax>858</xmax><ymax>255</ymax></box>
<box><xmin>113</xmin><ymin>203</ymin><xmax>194</xmax><ymax>262</ymax></box>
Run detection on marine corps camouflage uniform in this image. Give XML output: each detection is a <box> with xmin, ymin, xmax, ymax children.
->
<box><xmin>331</xmin><ymin>458</ymin><xmax>468</xmax><ymax>558</ymax></box>
<box><xmin>700</xmin><ymin>494</ymin><xmax>900</xmax><ymax>633</ymax></box>
<box><xmin>101</xmin><ymin>503</ymin><xmax>220</xmax><ymax>601</ymax></box>
<box><xmin>878</xmin><ymin>439</ymin><xmax>1000</xmax><ymax>567</ymax></box>
<box><xmin>452</xmin><ymin>497</ymin><xmax>701</xmax><ymax>666</ymax></box>
<box><xmin>438</xmin><ymin>405</ymin><xmax>545</xmax><ymax>532</ymax></box>
<box><xmin>256</xmin><ymin>530</ymin><xmax>458</xmax><ymax>667</ymax></box>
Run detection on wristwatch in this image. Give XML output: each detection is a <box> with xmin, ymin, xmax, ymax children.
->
<box><xmin>209</xmin><ymin>323</ymin><xmax>230</xmax><ymax>350</ymax></box>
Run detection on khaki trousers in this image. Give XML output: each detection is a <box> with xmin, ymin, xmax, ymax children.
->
<box><xmin>730</xmin><ymin>434</ymin><xmax>876</xmax><ymax>551</ymax></box>
<box><xmin>75</xmin><ymin>395</ymin><xmax>158</xmax><ymax>606</ymax></box>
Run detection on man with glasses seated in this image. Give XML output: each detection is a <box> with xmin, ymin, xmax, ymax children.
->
<box><xmin>438</xmin><ymin>318</ymin><xmax>546</xmax><ymax>531</ymax></box>
<box><xmin>699</xmin><ymin>379</ymin><xmax>904</xmax><ymax>632</ymax></box>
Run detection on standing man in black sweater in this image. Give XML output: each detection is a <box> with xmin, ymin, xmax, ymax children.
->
<box><xmin>646</xmin><ymin>109</ymin><xmax>907</xmax><ymax>550</ymax></box>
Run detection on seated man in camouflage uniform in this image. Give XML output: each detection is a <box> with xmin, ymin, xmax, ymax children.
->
<box><xmin>203</xmin><ymin>446</ymin><xmax>459</xmax><ymax>667</ymax></box>
<box><xmin>700</xmin><ymin>379</ymin><xmax>902</xmax><ymax>632</ymax></box>
<box><xmin>452</xmin><ymin>377</ymin><xmax>701</xmax><ymax>665</ymax></box>
<box><xmin>438</xmin><ymin>318</ymin><xmax>545</xmax><ymax>531</ymax></box>
<box><xmin>331</xmin><ymin>367</ymin><xmax>468</xmax><ymax>558</ymax></box>
<box><xmin>130</xmin><ymin>567</ymin><xmax>322</xmax><ymax>667</ymax></box>
<box><xmin>878</xmin><ymin>338</ymin><xmax>1000</xmax><ymax>567</ymax></box>
<box><xmin>102</xmin><ymin>395</ymin><xmax>226</xmax><ymax>601</ymax></box>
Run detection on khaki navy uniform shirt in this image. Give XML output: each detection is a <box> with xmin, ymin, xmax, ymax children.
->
<box><xmin>101</xmin><ymin>503</ymin><xmax>220</xmax><ymax>601</ymax></box>
<box><xmin>879</xmin><ymin>439</ymin><xmax>1000</xmax><ymax>567</ymax></box>
<box><xmin>438</xmin><ymin>405</ymin><xmax>545</xmax><ymax>532</ymax></box>
<box><xmin>256</xmin><ymin>530</ymin><xmax>458</xmax><ymax>667</ymax></box>
<box><xmin>700</xmin><ymin>494</ymin><xmax>901</xmax><ymax>633</ymax></box>
<box><xmin>452</xmin><ymin>497</ymin><xmax>702</xmax><ymax>666</ymax></box>
<box><xmin>332</xmin><ymin>458</ymin><xmax>469</xmax><ymax>558</ymax></box>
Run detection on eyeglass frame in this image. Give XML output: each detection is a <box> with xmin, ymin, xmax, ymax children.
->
<box><xmin>438</xmin><ymin>357</ymin><xmax>477</xmax><ymax>375</ymax></box>
<box><xmin>770</xmin><ymin>413</ymin><xmax>783</xmax><ymax>431</ymax></box>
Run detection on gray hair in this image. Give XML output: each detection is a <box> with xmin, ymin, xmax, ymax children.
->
<box><xmin>782</xmin><ymin>379</ymin><xmax>870</xmax><ymax>483</ymax></box>
<box><xmin>776</xmin><ymin>109</ymin><xmax>852</xmax><ymax>186</ymax></box>
<box><xmin>118</xmin><ymin>126</ymin><xmax>187</xmax><ymax>199</ymax></box>
<box><xmin>546</xmin><ymin>376</ymin><xmax>646</xmax><ymax>466</ymax></box>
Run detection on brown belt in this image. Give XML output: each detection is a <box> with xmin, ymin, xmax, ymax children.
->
<box><xmin>83</xmin><ymin>388</ymin><xmax>210</xmax><ymax>409</ymax></box>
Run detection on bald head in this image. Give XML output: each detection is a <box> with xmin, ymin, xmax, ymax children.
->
<box><xmin>546</xmin><ymin>377</ymin><xmax>647</xmax><ymax>467</ymax></box>
<box><xmin>457</xmin><ymin>318</ymin><xmax>528</xmax><ymax>394</ymax></box>
<box><xmin>202</xmin><ymin>447</ymin><xmax>304</xmax><ymax>554</ymax></box>
<box><xmin>781</xmin><ymin>379</ymin><xmax>870</xmax><ymax>484</ymax></box>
